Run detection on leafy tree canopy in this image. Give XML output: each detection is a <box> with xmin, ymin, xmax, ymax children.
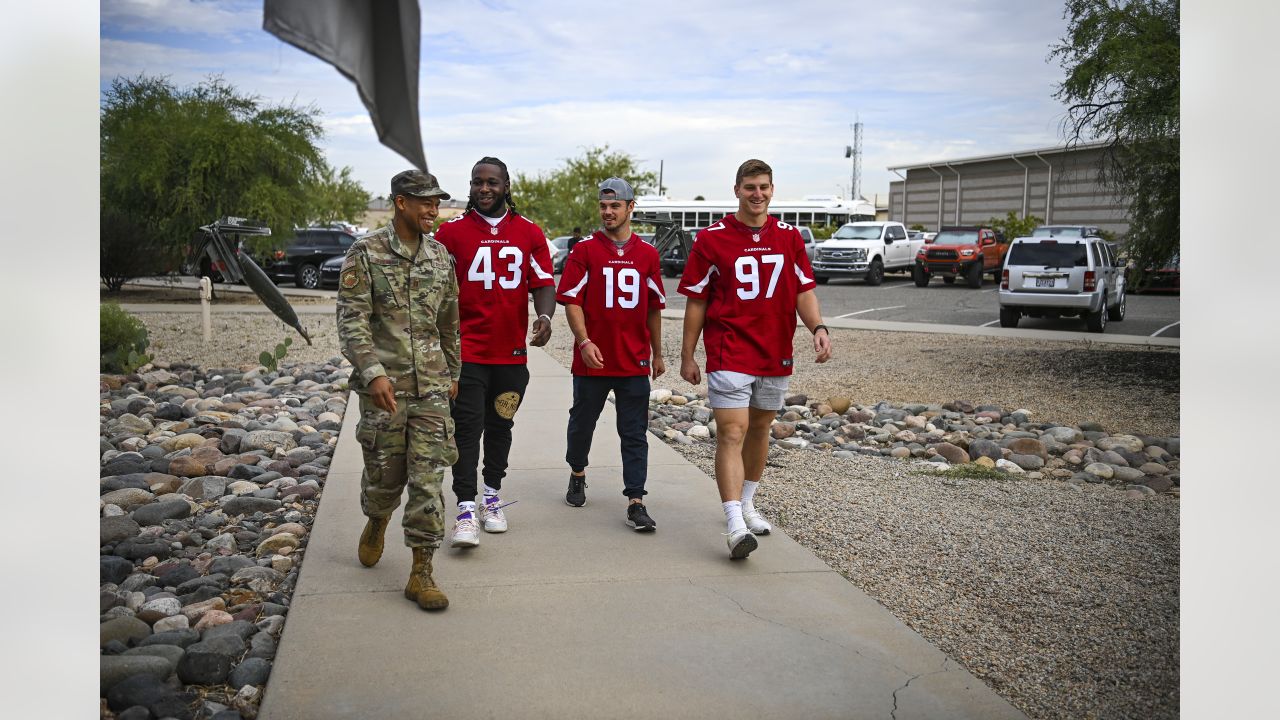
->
<box><xmin>986</xmin><ymin>211</ymin><xmax>1044</xmax><ymax>241</ymax></box>
<box><xmin>100</xmin><ymin>75</ymin><xmax>366</xmax><ymax>289</ymax></box>
<box><xmin>1051</xmin><ymin>0</ymin><xmax>1179</xmax><ymax>272</ymax></box>
<box><xmin>512</xmin><ymin>146</ymin><xmax>658</xmax><ymax>237</ymax></box>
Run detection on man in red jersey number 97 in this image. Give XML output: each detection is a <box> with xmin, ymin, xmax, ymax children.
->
<box><xmin>433</xmin><ymin>157</ymin><xmax>557</xmax><ymax>549</ymax></box>
<box><xmin>556</xmin><ymin>177</ymin><xmax>665</xmax><ymax>531</ymax></box>
<box><xmin>677</xmin><ymin>159</ymin><xmax>832</xmax><ymax>560</ymax></box>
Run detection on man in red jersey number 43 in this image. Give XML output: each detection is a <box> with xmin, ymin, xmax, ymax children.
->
<box><xmin>433</xmin><ymin>157</ymin><xmax>557</xmax><ymax>549</ymax></box>
<box><xmin>678</xmin><ymin>159</ymin><xmax>832</xmax><ymax>560</ymax></box>
<box><xmin>556</xmin><ymin>178</ymin><xmax>665</xmax><ymax>531</ymax></box>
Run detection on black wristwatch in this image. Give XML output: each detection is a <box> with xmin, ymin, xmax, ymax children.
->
<box><xmin>812</xmin><ymin>324</ymin><xmax>829</xmax><ymax>336</ymax></box>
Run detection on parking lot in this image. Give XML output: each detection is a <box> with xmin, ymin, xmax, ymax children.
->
<box><xmin>140</xmin><ymin>267</ymin><xmax>1179</xmax><ymax>339</ymax></box>
<box><xmin>655</xmin><ymin>273</ymin><xmax>1180</xmax><ymax>338</ymax></box>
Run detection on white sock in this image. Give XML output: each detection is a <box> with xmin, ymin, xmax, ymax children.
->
<box><xmin>741</xmin><ymin>480</ymin><xmax>760</xmax><ymax>506</ymax></box>
<box><xmin>458</xmin><ymin>501</ymin><xmax>476</xmax><ymax>517</ymax></box>
<box><xmin>723</xmin><ymin>500</ymin><xmax>746</xmax><ymax>534</ymax></box>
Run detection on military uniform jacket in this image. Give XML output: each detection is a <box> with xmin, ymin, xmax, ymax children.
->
<box><xmin>337</xmin><ymin>223</ymin><xmax>461</xmax><ymax>397</ymax></box>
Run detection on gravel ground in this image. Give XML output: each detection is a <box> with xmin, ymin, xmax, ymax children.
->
<box><xmin>543</xmin><ymin>312</ymin><xmax>1180</xmax><ymax>720</ymax></box>
<box><xmin>134</xmin><ymin>312</ymin><xmax>341</xmax><ymax>371</ymax></box>
<box><xmin>545</xmin><ymin>314</ymin><xmax>1180</xmax><ymax>438</ymax></box>
<box><xmin>126</xmin><ymin>297</ymin><xmax>1180</xmax><ymax>719</ymax></box>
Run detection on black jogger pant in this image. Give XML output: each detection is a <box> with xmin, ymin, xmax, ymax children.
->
<box><xmin>449</xmin><ymin>361</ymin><xmax>530</xmax><ymax>505</ymax></box>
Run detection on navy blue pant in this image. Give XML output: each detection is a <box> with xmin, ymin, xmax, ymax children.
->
<box><xmin>566</xmin><ymin>375</ymin><xmax>651</xmax><ymax>499</ymax></box>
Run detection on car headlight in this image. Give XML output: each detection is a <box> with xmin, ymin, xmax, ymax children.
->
<box><xmin>852</xmin><ymin>248</ymin><xmax>867</xmax><ymax>262</ymax></box>
<box><xmin>960</xmin><ymin>249</ymin><xmax>975</xmax><ymax>256</ymax></box>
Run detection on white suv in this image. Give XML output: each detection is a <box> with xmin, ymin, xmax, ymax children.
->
<box><xmin>998</xmin><ymin>234</ymin><xmax>1126</xmax><ymax>333</ymax></box>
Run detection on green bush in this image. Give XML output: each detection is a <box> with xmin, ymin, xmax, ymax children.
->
<box><xmin>100</xmin><ymin>302</ymin><xmax>152</xmax><ymax>373</ymax></box>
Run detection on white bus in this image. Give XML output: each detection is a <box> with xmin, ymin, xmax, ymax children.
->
<box><xmin>633</xmin><ymin>195</ymin><xmax>875</xmax><ymax>230</ymax></box>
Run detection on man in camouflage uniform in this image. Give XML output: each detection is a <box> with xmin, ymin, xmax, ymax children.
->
<box><xmin>337</xmin><ymin>169</ymin><xmax>461</xmax><ymax>611</ymax></box>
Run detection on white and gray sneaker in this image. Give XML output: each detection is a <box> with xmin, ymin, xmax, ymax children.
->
<box><xmin>450</xmin><ymin>512</ymin><xmax>480</xmax><ymax>548</ymax></box>
<box><xmin>742</xmin><ymin>503</ymin><xmax>772</xmax><ymax>535</ymax></box>
<box><xmin>726</xmin><ymin>527</ymin><xmax>758</xmax><ymax>559</ymax></box>
<box><xmin>481</xmin><ymin>497</ymin><xmax>508</xmax><ymax>533</ymax></box>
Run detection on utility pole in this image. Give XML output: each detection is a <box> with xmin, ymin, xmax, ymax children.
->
<box><xmin>658</xmin><ymin>160</ymin><xmax>665</xmax><ymax>197</ymax></box>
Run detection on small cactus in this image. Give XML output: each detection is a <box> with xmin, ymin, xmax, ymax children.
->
<box><xmin>259</xmin><ymin>337</ymin><xmax>293</xmax><ymax>372</ymax></box>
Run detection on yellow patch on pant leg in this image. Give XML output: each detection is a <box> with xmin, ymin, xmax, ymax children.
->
<box><xmin>493</xmin><ymin>391</ymin><xmax>521</xmax><ymax>420</ymax></box>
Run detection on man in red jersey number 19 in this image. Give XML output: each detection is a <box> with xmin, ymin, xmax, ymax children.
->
<box><xmin>677</xmin><ymin>159</ymin><xmax>832</xmax><ymax>560</ymax></box>
<box><xmin>556</xmin><ymin>178</ymin><xmax>665</xmax><ymax>531</ymax></box>
<box><xmin>433</xmin><ymin>157</ymin><xmax>557</xmax><ymax>549</ymax></box>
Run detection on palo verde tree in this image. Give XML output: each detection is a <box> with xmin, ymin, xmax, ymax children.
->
<box><xmin>1051</xmin><ymin>0</ymin><xmax>1179</xmax><ymax>272</ymax></box>
<box><xmin>100</xmin><ymin>75</ymin><xmax>363</xmax><ymax>291</ymax></box>
<box><xmin>309</xmin><ymin>165</ymin><xmax>371</xmax><ymax>226</ymax></box>
<box><xmin>512</xmin><ymin>146</ymin><xmax>658</xmax><ymax>237</ymax></box>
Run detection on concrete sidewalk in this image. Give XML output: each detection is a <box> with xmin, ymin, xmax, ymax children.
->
<box><xmin>258</xmin><ymin>349</ymin><xmax>1026</xmax><ymax>720</ymax></box>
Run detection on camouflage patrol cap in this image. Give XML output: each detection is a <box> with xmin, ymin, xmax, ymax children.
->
<box><xmin>391</xmin><ymin>169</ymin><xmax>451</xmax><ymax>201</ymax></box>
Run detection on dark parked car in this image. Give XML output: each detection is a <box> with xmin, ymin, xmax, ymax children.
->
<box><xmin>265</xmin><ymin>227</ymin><xmax>360</xmax><ymax>289</ymax></box>
<box><xmin>660</xmin><ymin>229</ymin><xmax>699</xmax><ymax>277</ymax></box>
<box><xmin>1128</xmin><ymin>252</ymin><xmax>1180</xmax><ymax>294</ymax></box>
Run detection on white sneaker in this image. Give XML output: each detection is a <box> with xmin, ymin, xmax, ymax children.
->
<box><xmin>742</xmin><ymin>504</ymin><xmax>772</xmax><ymax>535</ymax></box>
<box><xmin>726</xmin><ymin>527</ymin><xmax>758</xmax><ymax>559</ymax></box>
<box><xmin>450</xmin><ymin>514</ymin><xmax>480</xmax><ymax>548</ymax></box>
<box><xmin>481</xmin><ymin>498</ymin><xmax>508</xmax><ymax>533</ymax></box>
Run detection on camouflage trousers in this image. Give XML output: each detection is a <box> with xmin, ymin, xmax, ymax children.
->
<box><xmin>355</xmin><ymin>391</ymin><xmax>459</xmax><ymax>549</ymax></box>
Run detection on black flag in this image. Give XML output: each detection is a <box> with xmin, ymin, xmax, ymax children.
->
<box><xmin>263</xmin><ymin>0</ymin><xmax>428</xmax><ymax>172</ymax></box>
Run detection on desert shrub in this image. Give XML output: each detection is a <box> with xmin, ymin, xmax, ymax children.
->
<box><xmin>101</xmin><ymin>302</ymin><xmax>152</xmax><ymax>373</ymax></box>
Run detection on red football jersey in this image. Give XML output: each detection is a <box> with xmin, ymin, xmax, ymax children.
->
<box><xmin>677</xmin><ymin>214</ymin><xmax>816</xmax><ymax>376</ymax></box>
<box><xmin>556</xmin><ymin>232</ymin><xmax>666</xmax><ymax>377</ymax></box>
<box><xmin>435</xmin><ymin>210</ymin><xmax>556</xmax><ymax>364</ymax></box>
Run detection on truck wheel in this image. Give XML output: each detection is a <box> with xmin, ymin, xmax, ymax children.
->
<box><xmin>966</xmin><ymin>262</ymin><xmax>983</xmax><ymax>288</ymax></box>
<box><xmin>864</xmin><ymin>259</ymin><xmax>884</xmax><ymax>286</ymax></box>
<box><xmin>999</xmin><ymin>307</ymin><xmax>1019</xmax><ymax>328</ymax></box>
<box><xmin>814</xmin><ymin>276</ymin><xmax>829</xmax><ymax>285</ymax></box>
<box><xmin>662</xmin><ymin>266</ymin><xmax>677</xmax><ymax>278</ymax></box>
<box><xmin>942</xmin><ymin>276</ymin><xmax>955</xmax><ymax>285</ymax></box>
<box><xmin>1086</xmin><ymin>295</ymin><xmax>1108</xmax><ymax>333</ymax></box>
<box><xmin>912</xmin><ymin>266</ymin><xmax>930</xmax><ymax>287</ymax></box>
<box><xmin>297</xmin><ymin>263</ymin><xmax>320</xmax><ymax>289</ymax></box>
<box><xmin>1107</xmin><ymin>288</ymin><xmax>1126</xmax><ymax>321</ymax></box>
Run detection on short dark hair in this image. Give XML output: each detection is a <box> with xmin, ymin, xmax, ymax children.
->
<box><xmin>573</xmin><ymin>227</ymin><xmax>581</xmax><ymax>233</ymax></box>
<box><xmin>735</xmin><ymin>159</ymin><xmax>773</xmax><ymax>186</ymax></box>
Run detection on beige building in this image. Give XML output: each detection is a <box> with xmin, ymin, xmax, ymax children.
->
<box><xmin>361</xmin><ymin>196</ymin><xmax>466</xmax><ymax>231</ymax></box>
<box><xmin>887</xmin><ymin>141</ymin><xmax>1128</xmax><ymax>235</ymax></box>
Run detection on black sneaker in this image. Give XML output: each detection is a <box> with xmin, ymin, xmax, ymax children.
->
<box><xmin>566</xmin><ymin>473</ymin><xmax>587</xmax><ymax>507</ymax></box>
<box><xmin>626</xmin><ymin>502</ymin><xmax>656</xmax><ymax>532</ymax></box>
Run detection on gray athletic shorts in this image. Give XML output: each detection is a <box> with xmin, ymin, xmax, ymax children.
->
<box><xmin>707</xmin><ymin>370</ymin><xmax>790</xmax><ymax>410</ymax></box>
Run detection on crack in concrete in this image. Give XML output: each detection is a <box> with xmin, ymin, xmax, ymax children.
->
<box><xmin>686</xmin><ymin>577</ymin><xmax>918</xmax><ymax>679</ymax></box>
<box><xmin>891</xmin><ymin>654</ymin><xmax>956</xmax><ymax>720</ymax></box>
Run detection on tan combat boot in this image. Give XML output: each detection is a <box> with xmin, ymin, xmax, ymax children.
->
<box><xmin>405</xmin><ymin>547</ymin><xmax>449</xmax><ymax>610</ymax></box>
<box><xmin>357</xmin><ymin>516</ymin><xmax>389</xmax><ymax>567</ymax></box>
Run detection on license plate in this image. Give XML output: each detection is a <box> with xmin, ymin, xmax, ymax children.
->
<box><xmin>1035</xmin><ymin>277</ymin><xmax>1056</xmax><ymax>288</ymax></box>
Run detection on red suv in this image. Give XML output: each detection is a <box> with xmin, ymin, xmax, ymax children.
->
<box><xmin>913</xmin><ymin>226</ymin><xmax>1008</xmax><ymax>288</ymax></box>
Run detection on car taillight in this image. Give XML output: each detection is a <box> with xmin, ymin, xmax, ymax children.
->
<box><xmin>1001</xmin><ymin>269</ymin><xmax>1009</xmax><ymax>290</ymax></box>
<box><xmin>1083</xmin><ymin>271</ymin><xmax>1096</xmax><ymax>291</ymax></box>
<box><xmin>274</xmin><ymin>250</ymin><xmax>285</xmax><ymax>260</ymax></box>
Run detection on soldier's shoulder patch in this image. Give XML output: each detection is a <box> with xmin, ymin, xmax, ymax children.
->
<box><xmin>341</xmin><ymin>268</ymin><xmax>361</xmax><ymax>289</ymax></box>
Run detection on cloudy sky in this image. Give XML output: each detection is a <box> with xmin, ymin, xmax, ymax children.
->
<box><xmin>101</xmin><ymin>0</ymin><xmax>1074</xmax><ymax>204</ymax></box>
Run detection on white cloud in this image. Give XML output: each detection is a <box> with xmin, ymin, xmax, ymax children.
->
<box><xmin>101</xmin><ymin>0</ymin><xmax>260</xmax><ymax>38</ymax></box>
<box><xmin>100</xmin><ymin>0</ymin><xmax>1078</xmax><ymax>201</ymax></box>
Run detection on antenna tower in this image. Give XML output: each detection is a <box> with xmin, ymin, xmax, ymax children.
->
<box><xmin>844</xmin><ymin>116</ymin><xmax>864</xmax><ymax>201</ymax></box>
